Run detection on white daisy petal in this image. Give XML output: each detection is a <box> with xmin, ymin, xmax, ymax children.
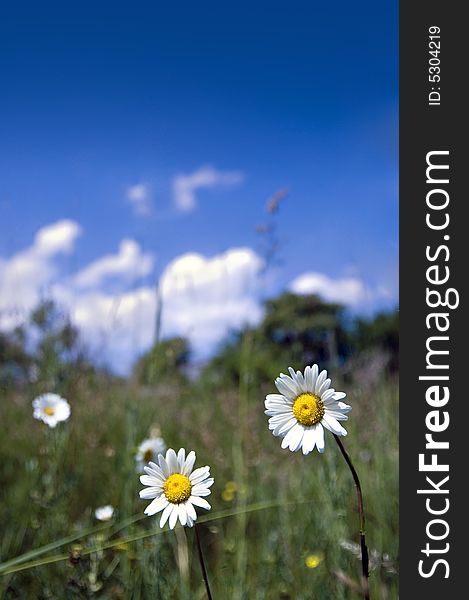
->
<box><xmin>304</xmin><ymin>365</ymin><xmax>313</xmax><ymax>390</ymax></box>
<box><xmin>183</xmin><ymin>451</ymin><xmax>196</xmax><ymax>475</ymax></box>
<box><xmin>322</xmin><ymin>389</ymin><xmax>336</xmax><ymax>403</ymax></box>
<box><xmin>318</xmin><ymin>378</ymin><xmax>332</xmax><ymax>396</ymax></box>
<box><xmin>337</xmin><ymin>401</ymin><xmax>352</xmax><ymax>413</ymax></box>
<box><xmin>268</xmin><ymin>413</ymin><xmax>292</xmax><ymax>428</ymax></box>
<box><xmin>158</xmin><ymin>454</ymin><xmax>170</xmax><ymax>478</ymax></box>
<box><xmin>189</xmin><ymin>496</ymin><xmax>211</xmax><ymax>510</ymax></box>
<box><xmin>333</xmin><ymin>392</ymin><xmax>347</xmax><ymax>401</ymax></box>
<box><xmin>301</xmin><ymin>428</ymin><xmax>317</xmax><ymax>455</ymax></box>
<box><xmin>290</xmin><ymin>427</ymin><xmax>305</xmax><ymax>451</ymax></box>
<box><xmin>275</xmin><ymin>377</ymin><xmax>297</xmax><ymax>400</ymax></box>
<box><xmin>322</xmin><ymin>414</ymin><xmax>348</xmax><ymax>436</ymax></box>
<box><xmin>268</xmin><ymin>413</ymin><xmax>293</xmax><ymax>426</ymax></box>
<box><xmin>281</xmin><ymin>424</ymin><xmax>303</xmax><ymax>451</ymax></box>
<box><xmin>177</xmin><ymin>448</ymin><xmax>186</xmax><ymax>471</ymax></box>
<box><xmin>166</xmin><ymin>449</ymin><xmax>179</xmax><ymax>473</ymax></box>
<box><xmin>192</xmin><ymin>485</ymin><xmax>212</xmax><ymax>497</ymax></box>
<box><xmin>186</xmin><ymin>501</ymin><xmax>197</xmax><ymax>521</ymax></box>
<box><xmin>310</xmin><ymin>364</ymin><xmax>319</xmax><ymax>390</ymax></box>
<box><xmin>265</xmin><ymin>395</ymin><xmax>291</xmax><ymax>405</ymax></box>
<box><xmin>315</xmin><ymin>423</ymin><xmax>325</xmax><ymax>453</ymax></box>
<box><xmin>186</xmin><ymin>515</ymin><xmax>194</xmax><ymax>527</ymax></box>
<box><xmin>315</xmin><ymin>369</ymin><xmax>328</xmax><ymax>393</ymax></box>
<box><xmin>140</xmin><ymin>474</ymin><xmax>160</xmax><ymax>487</ymax></box>
<box><xmin>266</xmin><ymin>394</ymin><xmax>287</xmax><ymax>402</ymax></box>
<box><xmin>144</xmin><ymin>496</ymin><xmax>169</xmax><ymax>516</ymax></box>
<box><xmin>160</xmin><ymin>503</ymin><xmax>173</xmax><ymax>528</ymax></box>
<box><xmin>178</xmin><ymin>504</ymin><xmax>187</xmax><ymax>526</ymax></box>
<box><xmin>267</xmin><ymin>406</ymin><xmax>292</xmax><ymax>419</ymax></box>
<box><xmin>143</xmin><ymin>465</ymin><xmax>165</xmax><ymax>481</ymax></box>
<box><xmin>169</xmin><ymin>505</ymin><xmax>179</xmax><ymax>529</ymax></box>
<box><xmin>295</xmin><ymin>370</ymin><xmax>307</xmax><ymax>391</ymax></box>
<box><xmin>265</xmin><ymin>398</ymin><xmax>291</xmax><ymax>408</ymax></box>
<box><xmin>325</xmin><ymin>410</ymin><xmax>349</xmax><ymax>421</ymax></box>
<box><xmin>189</xmin><ymin>467</ymin><xmax>210</xmax><ymax>483</ymax></box>
<box><xmin>273</xmin><ymin>417</ymin><xmax>297</xmax><ymax>437</ymax></box>
<box><xmin>139</xmin><ymin>487</ymin><xmax>161</xmax><ymax>499</ymax></box>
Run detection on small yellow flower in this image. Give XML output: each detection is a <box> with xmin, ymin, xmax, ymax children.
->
<box><xmin>225</xmin><ymin>481</ymin><xmax>237</xmax><ymax>493</ymax></box>
<box><xmin>305</xmin><ymin>554</ymin><xmax>322</xmax><ymax>569</ymax></box>
<box><xmin>222</xmin><ymin>489</ymin><xmax>234</xmax><ymax>502</ymax></box>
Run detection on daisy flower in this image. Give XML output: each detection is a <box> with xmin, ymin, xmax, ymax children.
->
<box><xmin>135</xmin><ymin>437</ymin><xmax>166</xmax><ymax>473</ymax></box>
<box><xmin>139</xmin><ymin>448</ymin><xmax>214</xmax><ymax>529</ymax></box>
<box><xmin>32</xmin><ymin>393</ymin><xmax>71</xmax><ymax>428</ymax></box>
<box><xmin>95</xmin><ymin>505</ymin><xmax>115</xmax><ymax>521</ymax></box>
<box><xmin>265</xmin><ymin>365</ymin><xmax>351</xmax><ymax>455</ymax></box>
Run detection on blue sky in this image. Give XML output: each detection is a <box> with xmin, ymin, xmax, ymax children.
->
<box><xmin>0</xmin><ymin>1</ymin><xmax>398</xmax><ymax>372</ymax></box>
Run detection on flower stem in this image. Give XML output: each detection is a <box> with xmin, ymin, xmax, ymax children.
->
<box><xmin>333</xmin><ymin>434</ymin><xmax>370</xmax><ymax>600</ymax></box>
<box><xmin>194</xmin><ymin>523</ymin><xmax>213</xmax><ymax>600</ymax></box>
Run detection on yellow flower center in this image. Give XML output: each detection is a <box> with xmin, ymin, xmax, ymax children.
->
<box><xmin>163</xmin><ymin>473</ymin><xmax>192</xmax><ymax>504</ymax></box>
<box><xmin>143</xmin><ymin>449</ymin><xmax>154</xmax><ymax>462</ymax></box>
<box><xmin>292</xmin><ymin>393</ymin><xmax>325</xmax><ymax>426</ymax></box>
<box><xmin>44</xmin><ymin>406</ymin><xmax>55</xmax><ymax>416</ymax></box>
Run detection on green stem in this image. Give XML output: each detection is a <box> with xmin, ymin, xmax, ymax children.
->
<box><xmin>333</xmin><ymin>434</ymin><xmax>370</xmax><ymax>600</ymax></box>
<box><xmin>194</xmin><ymin>524</ymin><xmax>213</xmax><ymax>600</ymax></box>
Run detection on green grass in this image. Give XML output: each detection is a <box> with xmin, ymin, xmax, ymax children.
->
<box><xmin>0</xmin><ymin>370</ymin><xmax>398</xmax><ymax>599</ymax></box>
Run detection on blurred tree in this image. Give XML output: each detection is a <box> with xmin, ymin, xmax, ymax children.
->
<box><xmin>1</xmin><ymin>299</ymin><xmax>97</xmax><ymax>391</ymax></box>
<box><xmin>351</xmin><ymin>309</ymin><xmax>399</xmax><ymax>373</ymax></box>
<box><xmin>29</xmin><ymin>299</ymin><xmax>95</xmax><ymax>389</ymax></box>
<box><xmin>206</xmin><ymin>292</ymin><xmax>349</xmax><ymax>386</ymax></box>
<box><xmin>0</xmin><ymin>327</ymin><xmax>32</xmax><ymax>388</ymax></box>
<box><xmin>133</xmin><ymin>337</ymin><xmax>190</xmax><ymax>385</ymax></box>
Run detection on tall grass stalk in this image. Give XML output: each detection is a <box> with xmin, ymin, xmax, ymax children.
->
<box><xmin>232</xmin><ymin>330</ymin><xmax>253</xmax><ymax>599</ymax></box>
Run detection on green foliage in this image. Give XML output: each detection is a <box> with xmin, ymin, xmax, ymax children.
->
<box><xmin>132</xmin><ymin>337</ymin><xmax>190</xmax><ymax>385</ymax></box>
<box><xmin>0</xmin><ymin>296</ymin><xmax>399</xmax><ymax>598</ymax></box>
<box><xmin>353</xmin><ymin>310</ymin><xmax>399</xmax><ymax>372</ymax></box>
<box><xmin>0</xmin><ymin>372</ymin><xmax>398</xmax><ymax>599</ymax></box>
<box><xmin>0</xmin><ymin>327</ymin><xmax>31</xmax><ymax>388</ymax></box>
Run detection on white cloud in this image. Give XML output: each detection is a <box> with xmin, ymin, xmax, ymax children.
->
<box><xmin>126</xmin><ymin>183</ymin><xmax>152</xmax><ymax>217</ymax></box>
<box><xmin>34</xmin><ymin>219</ymin><xmax>82</xmax><ymax>256</ymax></box>
<box><xmin>0</xmin><ymin>220</ymin><xmax>82</xmax><ymax>329</ymax></box>
<box><xmin>0</xmin><ymin>222</ymin><xmax>264</xmax><ymax>373</ymax></box>
<box><xmin>61</xmin><ymin>247</ymin><xmax>264</xmax><ymax>372</ymax></box>
<box><xmin>59</xmin><ymin>285</ymin><xmax>157</xmax><ymax>374</ymax></box>
<box><xmin>172</xmin><ymin>165</ymin><xmax>244</xmax><ymax>213</ymax></box>
<box><xmin>158</xmin><ymin>248</ymin><xmax>264</xmax><ymax>353</ymax></box>
<box><xmin>289</xmin><ymin>272</ymin><xmax>369</xmax><ymax>307</ymax></box>
<box><xmin>73</xmin><ymin>239</ymin><xmax>154</xmax><ymax>289</ymax></box>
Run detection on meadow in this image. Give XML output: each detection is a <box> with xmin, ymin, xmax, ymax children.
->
<box><xmin>0</xmin><ymin>299</ymin><xmax>398</xmax><ymax>599</ymax></box>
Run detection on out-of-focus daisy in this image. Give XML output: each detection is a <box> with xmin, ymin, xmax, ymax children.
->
<box><xmin>32</xmin><ymin>393</ymin><xmax>71</xmax><ymax>428</ymax></box>
<box><xmin>135</xmin><ymin>437</ymin><xmax>166</xmax><ymax>472</ymax></box>
<box><xmin>265</xmin><ymin>365</ymin><xmax>351</xmax><ymax>455</ymax></box>
<box><xmin>95</xmin><ymin>505</ymin><xmax>115</xmax><ymax>521</ymax></box>
<box><xmin>139</xmin><ymin>448</ymin><xmax>214</xmax><ymax>529</ymax></box>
